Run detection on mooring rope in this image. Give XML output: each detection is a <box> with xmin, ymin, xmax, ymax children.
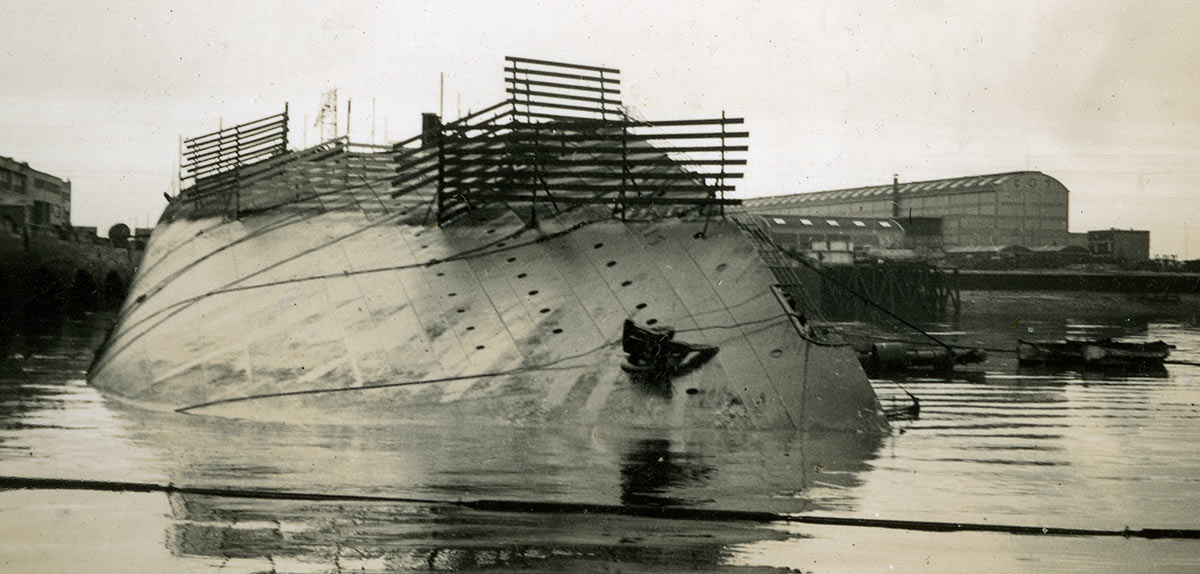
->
<box><xmin>731</xmin><ymin>217</ymin><xmax>953</xmax><ymax>351</ymax></box>
<box><xmin>1</xmin><ymin>475</ymin><xmax>1195</xmax><ymax>540</ymax></box>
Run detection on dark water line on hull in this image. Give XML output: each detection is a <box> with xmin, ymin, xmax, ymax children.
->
<box><xmin>2</xmin><ymin>475</ymin><xmax>1197</xmax><ymax>540</ymax></box>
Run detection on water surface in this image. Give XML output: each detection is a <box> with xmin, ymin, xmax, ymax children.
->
<box><xmin>1</xmin><ymin>308</ymin><xmax>1198</xmax><ymax>572</ymax></box>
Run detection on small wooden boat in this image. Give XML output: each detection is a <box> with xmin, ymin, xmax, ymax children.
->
<box><xmin>1017</xmin><ymin>338</ymin><xmax>1173</xmax><ymax>369</ymax></box>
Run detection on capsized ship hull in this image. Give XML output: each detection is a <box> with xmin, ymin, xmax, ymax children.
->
<box><xmin>90</xmin><ymin>197</ymin><xmax>880</xmax><ymax>430</ymax></box>
<box><xmin>88</xmin><ymin>57</ymin><xmax>884</xmax><ymax>431</ymax></box>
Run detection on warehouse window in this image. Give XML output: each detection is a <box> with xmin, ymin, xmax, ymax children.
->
<box><xmin>772</xmin><ymin>218</ymin><xmax>786</xmax><ymax>225</ymax></box>
<box><xmin>34</xmin><ymin>179</ymin><xmax>61</xmax><ymax>193</ymax></box>
<box><xmin>32</xmin><ymin>201</ymin><xmax>51</xmax><ymax>224</ymax></box>
<box><xmin>852</xmin><ymin>220</ymin><xmax>866</xmax><ymax>227</ymax></box>
<box><xmin>0</xmin><ymin>169</ymin><xmax>27</xmax><ymax>193</ymax></box>
<box><xmin>799</xmin><ymin>219</ymin><xmax>813</xmax><ymax>226</ymax></box>
<box><xmin>879</xmin><ymin>221</ymin><xmax>893</xmax><ymax>228</ymax></box>
<box><xmin>826</xmin><ymin>220</ymin><xmax>839</xmax><ymax>226</ymax></box>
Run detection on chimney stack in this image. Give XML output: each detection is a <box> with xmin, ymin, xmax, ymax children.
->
<box><xmin>421</xmin><ymin>113</ymin><xmax>442</xmax><ymax>148</ymax></box>
<box><xmin>891</xmin><ymin>173</ymin><xmax>901</xmax><ymax>218</ymax></box>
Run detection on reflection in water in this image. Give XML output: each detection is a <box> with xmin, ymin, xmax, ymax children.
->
<box><xmin>619</xmin><ymin>438</ymin><xmax>714</xmax><ymax>507</ymax></box>
<box><xmin>0</xmin><ymin>308</ymin><xmax>873</xmax><ymax>571</ymax></box>
<box><xmin>161</xmin><ymin>493</ymin><xmax>783</xmax><ymax>571</ymax></box>
<box><xmin>145</xmin><ymin>428</ymin><xmax>880</xmax><ymax>570</ymax></box>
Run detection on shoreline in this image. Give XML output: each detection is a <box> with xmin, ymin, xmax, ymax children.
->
<box><xmin>957</xmin><ymin>289</ymin><xmax>1200</xmax><ymax>322</ymax></box>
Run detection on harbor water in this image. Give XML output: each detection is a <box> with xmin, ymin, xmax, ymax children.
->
<box><xmin>1</xmin><ymin>297</ymin><xmax>1199</xmax><ymax>572</ymax></box>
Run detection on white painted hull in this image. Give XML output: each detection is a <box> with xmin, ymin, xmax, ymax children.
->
<box><xmin>89</xmin><ymin>152</ymin><xmax>883</xmax><ymax>431</ymax></box>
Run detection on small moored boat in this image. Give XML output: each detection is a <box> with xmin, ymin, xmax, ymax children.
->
<box><xmin>1017</xmin><ymin>338</ymin><xmax>1173</xmax><ymax>369</ymax></box>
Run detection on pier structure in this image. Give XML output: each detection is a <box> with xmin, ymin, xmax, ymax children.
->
<box><xmin>0</xmin><ymin>224</ymin><xmax>142</xmax><ymax>316</ymax></box>
<box><xmin>1</xmin><ymin>155</ymin><xmax>142</xmax><ymax>317</ymax></box>
<box><xmin>773</xmin><ymin>258</ymin><xmax>960</xmax><ymax>322</ymax></box>
<box><xmin>956</xmin><ymin>269</ymin><xmax>1200</xmax><ymax>294</ymax></box>
<box><xmin>741</xmin><ymin>213</ymin><xmax>960</xmax><ymax>321</ymax></box>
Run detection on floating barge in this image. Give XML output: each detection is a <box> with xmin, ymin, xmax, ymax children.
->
<box><xmin>857</xmin><ymin>342</ymin><xmax>986</xmax><ymax>375</ymax></box>
<box><xmin>1017</xmin><ymin>338</ymin><xmax>1173</xmax><ymax>370</ymax></box>
<box><xmin>86</xmin><ymin>57</ymin><xmax>884</xmax><ymax>431</ymax></box>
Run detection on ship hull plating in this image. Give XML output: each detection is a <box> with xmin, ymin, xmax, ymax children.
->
<box><xmin>89</xmin><ymin>199</ymin><xmax>882</xmax><ymax>431</ymax></box>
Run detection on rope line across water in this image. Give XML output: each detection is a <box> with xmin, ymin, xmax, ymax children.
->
<box><xmin>1</xmin><ymin>475</ymin><xmax>1195</xmax><ymax>540</ymax></box>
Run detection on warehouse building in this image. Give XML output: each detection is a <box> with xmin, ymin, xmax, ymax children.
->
<box><xmin>742</xmin><ymin>171</ymin><xmax>1079</xmax><ymax>252</ymax></box>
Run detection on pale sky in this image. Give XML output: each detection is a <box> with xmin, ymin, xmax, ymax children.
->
<box><xmin>3</xmin><ymin>1</ymin><xmax>1198</xmax><ymax>256</ymax></box>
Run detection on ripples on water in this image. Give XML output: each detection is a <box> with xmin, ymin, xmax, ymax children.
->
<box><xmin>1</xmin><ymin>309</ymin><xmax>1198</xmax><ymax>572</ymax></box>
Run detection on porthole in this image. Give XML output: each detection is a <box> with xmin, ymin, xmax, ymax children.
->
<box><xmin>646</xmin><ymin>318</ymin><xmax>658</xmax><ymax>326</ymax></box>
<box><xmin>685</xmin><ymin>388</ymin><xmax>699</xmax><ymax>395</ymax></box>
<box><xmin>635</xmin><ymin>303</ymin><xmax>647</xmax><ymax>310</ymax></box>
<box><xmin>716</xmin><ymin>263</ymin><xmax>728</xmax><ymax>272</ymax></box>
<box><xmin>552</xmin><ymin>328</ymin><xmax>563</xmax><ymax>334</ymax></box>
<box><xmin>539</xmin><ymin>308</ymin><xmax>551</xmax><ymax>314</ymax></box>
<box><xmin>507</xmin><ymin>257</ymin><xmax>517</xmax><ymax>263</ymax></box>
<box><xmin>517</xmin><ymin>273</ymin><xmax>528</xmax><ymax>279</ymax></box>
<box><xmin>593</xmin><ymin>243</ymin><xmax>603</xmax><ymax>249</ymax></box>
<box><xmin>487</xmin><ymin>229</ymin><xmax>496</xmax><ymax>234</ymax></box>
<box><xmin>606</xmin><ymin>261</ymin><xmax>617</xmax><ymax>267</ymax></box>
<box><xmin>620</xmin><ymin>280</ymin><xmax>632</xmax><ymax>287</ymax></box>
<box><xmin>527</xmin><ymin>290</ymin><xmax>539</xmax><ymax>296</ymax></box>
<box><xmin>475</xmin><ymin>345</ymin><xmax>485</xmax><ymax>350</ymax></box>
<box><xmin>448</xmin><ymin>292</ymin><xmax>457</xmax><ymax>297</ymax></box>
<box><xmin>436</xmin><ymin>272</ymin><xmax>445</xmax><ymax>277</ymax></box>
<box><xmin>466</xmin><ymin>326</ymin><xmax>475</xmax><ymax>331</ymax></box>
<box><xmin>456</xmin><ymin>308</ymin><xmax>465</xmax><ymax>313</ymax></box>
<box><xmin>496</xmin><ymin>242</ymin><xmax>506</xmax><ymax>248</ymax></box>
<box><xmin>770</xmin><ymin>349</ymin><xmax>784</xmax><ymax>358</ymax></box>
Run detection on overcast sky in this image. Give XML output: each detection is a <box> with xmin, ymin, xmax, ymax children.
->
<box><xmin>3</xmin><ymin>1</ymin><xmax>1198</xmax><ymax>256</ymax></box>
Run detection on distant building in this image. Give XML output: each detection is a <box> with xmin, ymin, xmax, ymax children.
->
<box><xmin>752</xmin><ymin>214</ymin><xmax>905</xmax><ymax>265</ymax></box>
<box><xmin>1088</xmin><ymin>229</ymin><xmax>1150</xmax><ymax>261</ymax></box>
<box><xmin>0</xmin><ymin>155</ymin><xmax>72</xmax><ymax>229</ymax></box>
<box><xmin>742</xmin><ymin>171</ymin><xmax>1075</xmax><ymax>251</ymax></box>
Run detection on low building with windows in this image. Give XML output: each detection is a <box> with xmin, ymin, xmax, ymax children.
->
<box><xmin>752</xmin><ymin>214</ymin><xmax>905</xmax><ymax>265</ymax></box>
<box><xmin>0</xmin><ymin>155</ymin><xmax>72</xmax><ymax>230</ymax></box>
<box><xmin>1088</xmin><ymin>229</ymin><xmax>1150</xmax><ymax>262</ymax></box>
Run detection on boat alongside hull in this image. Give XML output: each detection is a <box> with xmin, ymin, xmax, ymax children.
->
<box><xmin>89</xmin><ymin>196</ymin><xmax>883</xmax><ymax>431</ymax></box>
